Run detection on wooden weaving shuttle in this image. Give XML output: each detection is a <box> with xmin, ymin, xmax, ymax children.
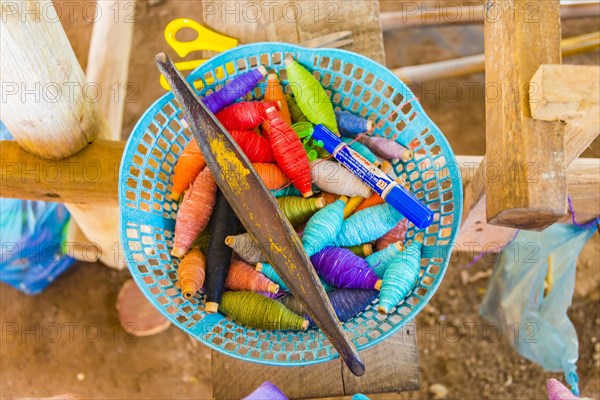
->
<box><xmin>155</xmin><ymin>53</ymin><xmax>365</xmax><ymax>376</ymax></box>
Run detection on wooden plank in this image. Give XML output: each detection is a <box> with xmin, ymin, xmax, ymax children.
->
<box><xmin>0</xmin><ymin>140</ymin><xmax>122</xmax><ymax>206</ymax></box>
<box><xmin>562</xmin><ymin>157</ymin><xmax>600</xmax><ymax>224</ymax></box>
<box><xmin>484</xmin><ymin>0</ymin><xmax>566</xmax><ymax>230</ymax></box>
<box><xmin>530</xmin><ymin>64</ymin><xmax>600</xmax><ymax>165</ymax></box>
<box><xmin>0</xmin><ymin>0</ymin><xmax>108</xmax><ymax>159</ymax></box>
<box><xmin>211</xmin><ymin>324</ymin><xmax>419</xmax><ymax>399</ymax></box>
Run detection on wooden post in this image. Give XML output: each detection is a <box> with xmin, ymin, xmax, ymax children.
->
<box><xmin>483</xmin><ymin>0</ymin><xmax>567</xmax><ymax>230</ymax></box>
<box><xmin>85</xmin><ymin>0</ymin><xmax>134</xmax><ymax>140</ymax></box>
<box><xmin>65</xmin><ymin>0</ymin><xmax>136</xmax><ymax>270</ymax></box>
<box><xmin>0</xmin><ymin>0</ymin><xmax>108</xmax><ymax>159</ymax></box>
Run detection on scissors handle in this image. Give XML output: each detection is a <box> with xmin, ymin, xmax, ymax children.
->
<box><xmin>164</xmin><ymin>18</ymin><xmax>238</xmax><ymax>58</ymax></box>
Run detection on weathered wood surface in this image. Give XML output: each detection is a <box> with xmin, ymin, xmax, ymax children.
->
<box><xmin>530</xmin><ymin>64</ymin><xmax>600</xmax><ymax>165</ymax></box>
<box><xmin>0</xmin><ymin>140</ymin><xmax>122</xmax><ymax>205</ymax></box>
<box><xmin>0</xmin><ymin>0</ymin><xmax>108</xmax><ymax>159</ymax></box>
<box><xmin>483</xmin><ymin>0</ymin><xmax>567</xmax><ymax>230</ymax></box>
<box><xmin>211</xmin><ymin>323</ymin><xmax>419</xmax><ymax>399</ymax></box>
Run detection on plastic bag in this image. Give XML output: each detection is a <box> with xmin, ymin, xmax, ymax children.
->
<box><xmin>481</xmin><ymin>223</ymin><xmax>596</xmax><ymax>395</ymax></box>
<box><xmin>0</xmin><ymin>121</ymin><xmax>75</xmax><ymax>295</ymax></box>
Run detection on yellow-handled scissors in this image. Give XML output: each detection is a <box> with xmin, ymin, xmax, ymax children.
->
<box><xmin>160</xmin><ymin>18</ymin><xmax>238</xmax><ymax>90</ymax></box>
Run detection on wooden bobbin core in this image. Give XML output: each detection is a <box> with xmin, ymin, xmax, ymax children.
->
<box><xmin>257</xmin><ymin>65</ymin><xmax>268</xmax><ymax>77</ymax></box>
<box><xmin>315</xmin><ymin>197</ymin><xmax>326</xmax><ymax>208</ymax></box>
<box><xmin>380</xmin><ymin>161</ymin><xmax>393</xmax><ymax>173</ymax></box>
<box><xmin>394</xmin><ymin>241</ymin><xmax>405</xmax><ymax>252</ymax></box>
<box><xmin>339</xmin><ymin>195</ymin><xmax>349</xmax><ymax>204</ymax></box>
<box><xmin>401</xmin><ymin>149</ymin><xmax>414</xmax><ymax>162</ymax></box>
<box><xmin>255</xmin><ymin>262</ymin><xmax>264</xmax><ymax>272</ymax></box>
<box><xmin>303</xmin><ymin>191</ymin><xmax>314</xmax><ymax>198</ymax></box>
<box><xmin>366</xmin><ymin>120</ymin><xmax>375</xmax><ymax>131</ymax></box>
<box><xmin>171</xmin><ymin>247</ymin><xmax>185</xmax><ymax>258</ymax></box>
<box><xmin>268</xmin><ymin>283</ymin><xmax>280</xmax><ymax>294</ymax></box>
<box><xmin>224</xmin><ymin>236</ymin><xmax>235</xmax><ymax>247</ymax></box>
<box><xmin>374</xmin><ymin>279</ymin><xmax>382</xmax><ymax>291</ymax></box>
<box><xmin>362</xmin><ymin>243</ymin><xmax>373</xmax><ymax>256</ymax></box>
<box><xmin>205</xmin><ymin>302</ymin><xmax>219</xmax><ymax>314</ymax></box>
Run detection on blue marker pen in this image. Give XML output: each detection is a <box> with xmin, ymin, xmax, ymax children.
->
<box><xmin>312</xmin><ymin>125</ymin><xmax>434</xmax><ymax>229</ymax></box>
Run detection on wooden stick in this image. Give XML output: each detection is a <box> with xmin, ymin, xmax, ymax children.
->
<box><xmin>86</xmin><ymin>0</ymin><xmax>135</xmax><ymax>140</ymax></box>
<box><xmin>393</xmin><ymin>32</ymin><xmax>600</xmax><ymax>83</ymax></box>
<box><xmin>0</xmin><ymin>0</ymin><xmax>108</xmax><ymax>159</ymax></box>
<box><xmin>381</xmin><ymin>2</ymin><xmax>600</xmax><ymax>31</ymax></box>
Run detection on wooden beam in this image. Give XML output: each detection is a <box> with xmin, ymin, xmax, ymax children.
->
<box><xmin>392</xmin><ymin>32</ymin><xmax>599</xmax><ymax>83</ymax></box>
<box><xmin>0</xmin><ymin>0</ymin><xmax>108</xmax><ymax>159</ymax></box>
<box><xmin>483</xmin><ymin>0</ymin><xmax>567</xmax><ymax>230</ymax></box>
<box><xmin>0</xmin><ymin>140</ymin><xmax>122</xmax><ymax>206</ymax></box>
<box><xmin>380</xmin><ymin>3</ymin><xmax>600</xmax><ymax>31</ymax></box>
<box><xmin>211</xmin><ymin>325</ymin><xmax>419</xmax><ymax>399</ymax></box>
<box><xmin>530</xmin><ymin>64</ymin><xmax>600</xmax><ymax>165</ymax></box>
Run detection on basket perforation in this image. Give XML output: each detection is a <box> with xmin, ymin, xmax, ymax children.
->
<box><xmin>119</xmin><ymin>43</ymin><xmax>462</xmax><ymax>366</ymax></box>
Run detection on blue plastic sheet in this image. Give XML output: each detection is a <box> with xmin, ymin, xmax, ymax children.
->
<box><xmin>481</xmin><ymin>223</ymin><xmax>597</xmax><ymax>395</ymax></box>
<box><xmin>0</xmin><ymin>121</ymin><xmax>75</xmax><ymax>294</ymax></box>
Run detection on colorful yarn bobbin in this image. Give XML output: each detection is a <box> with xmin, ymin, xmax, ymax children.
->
<box><xmin>307</xmin><ymin>288</ymin><xmax>378</xmax><ymax>326</ymax></box>
<box><xmin>192</xmin><ymin>229</ymin><xmax>210</xmax><ymax>255</ymax></box>
<box><xmin>177</xmin><ymin>248</ymin><xmax>206</xmax><ymax>299</ymax></box>
<box><xmin>172</xmin><ymin>167</ymin><xmax>217</xmax><ymax>258</ymax></box>
<box><xmin>226</xmin><ymin>259</ymin><xmax>279</xmax><ymax>293</ymax></box>
<box><xmin>357</xmin><ymin>135</ymin><xmax>413</xmax><ymax>162</ymax></box>
<box><xmin>252</xmin><ymin>163</ymin><xmax>290</xmax><ymax>190</ymax></box>
<box><xmin>219</xmin><ymin>291</ymin><xmax>308</xmax><ymax>331</ymax></box>
<box><xmin>277</xmin><ymin>196</ymin><xmax>325</xmax><ymax>227</ymax></box>
<box><xmin>255</xmin><ymin>262</ymin><xmax>289</xmax><ymax>292</ymax></box>
<box><xmin>243</xmin><ymin>381</ymin><xmax>289</xmax><ymax>400</ymax></box>
<box><xmin>320</xmin><ymin>191</ymin><xmax>339</xmax><ymax>205</ymax></box>
<box><xmin>225</xmin><ymin>233</ymin><xmax>267</xmax><ymax>264</ymax></box>
<box><xmin>284</xmin><ymin>57</ymin><xmax>338</xmax><ymax>133</ymax></box>
<box><xmin>257</xmin><ymin>262</ymin><xmax>334</xmax><ymax>293</ymax></box>
<box><xmin>302</xmin><ymin>196</ymin><xmax>347</xmax><ymax>257</ymax></box>
<box><xmin>335</xmin><ymin>110</ymin><xmax>374</xmax><ymax>137</ymax></box>
<box><xmin>285</xmin><ymin>94</ymin><xmax>309</xmax><ymax>123</ymax></box>
<box><xmin>311</xmin><ymin>247</ymin><xmax>382</xmax><ymax>290</ymax></box>
<box><xmin>341</xmin><ymin>137</ymin><xmax>379</xmax><ymax>165</ymax></box>
<box><xmin>266</xmin><ymin>106</ymin><xmax>313</xmax><ymax>197</ymax></box>
<box><xmin>281</xmin><ymin>288</ymin><xmax>378</xmax><ymax>326</ymax></box>
<box><xmin>271</xmin><ymin>184</ymin><xmax>302</xmax><ymax>198</ymax></box>
<box><xmin>376</xmin><ymin>218</ymin><xmax>410</xmax><ymax>251</ymax></box>
<box><xmin>354</xmin><ymin>192</ymin><xmax>385</xmax><ymax>213</ymax></box>
<box><xmin>378</xmin><ymin>239</ymin><xmax>423</xmax><ymax>315</ymax></box>
<box><xmin>334</xmin><ymin>204</ymin><xmax>404</xmax><ymax>248</ymax></box>
<box><xmin>229</xmin><ymin>129</ymin><xmax>275</xmax><ymax>163</ymax></box>
<box><xmin>344</xmin><ymin>196</ymin><xmax>365</xmax><ymax>218</ymax></box>
<box><xmin>205</xmin><ymin>190</ymin><xmax>244</xmax><ymax>313</ymax></box>
<box><xmin>203</xmin><ymin>66</ymin><xmax>267</xmax><ymax>114</ymax></box>
<box><xmin>344</xmin><ymin>243</ymin><xmax>374</xmax><ymax>257</ymax></box>
<box><xmin>365</xmin><ymin>241</ymin><xmax>405</xmax><ymax>278</ymax></box>
<box><xmin>171</xmin><ymin>140</ymin><xmax>206</xmax><ymax>201</ymax></box>
<box><xmin>216</xmin><ymin>101</ymin><xmax>273</xmax><ymax>130</ymax></box>
<box><xmin>309</xmin><ymin>159</ymin><xmax>371</xmax><ymax>198</ymax></box>
<box><xmin>264</xmin><ymin>73</ymin><xmax>292</xmax><ymax>125</ymax></box>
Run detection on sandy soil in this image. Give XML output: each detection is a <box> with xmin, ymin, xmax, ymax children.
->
<box><xmin>1</xmin><ymin>0</ymin><xmax>598</xmax><ymax>399</ymax></box>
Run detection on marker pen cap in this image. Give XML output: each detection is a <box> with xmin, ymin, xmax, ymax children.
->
<box><xmin>385</xmin><ymin>185</ymin><xmax>434</xmax><ymax>229</ymax></box>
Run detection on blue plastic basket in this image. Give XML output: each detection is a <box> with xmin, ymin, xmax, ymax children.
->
<box><xmin>120</xmin><ymin>43</ymin><xmax>463</xmax><ymax>366</ymax></box>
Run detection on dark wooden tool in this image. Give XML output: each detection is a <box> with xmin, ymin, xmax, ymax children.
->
<box><xmin>155</xmin><ymin>53</ymin><xmax>365</xmax><ymax>376</ymax></box>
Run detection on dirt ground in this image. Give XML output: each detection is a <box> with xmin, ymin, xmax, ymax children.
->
<box><xmin>1</xmin><ymin>1</ymin><xmax>599</xmax><ymax>399</ymax></box>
